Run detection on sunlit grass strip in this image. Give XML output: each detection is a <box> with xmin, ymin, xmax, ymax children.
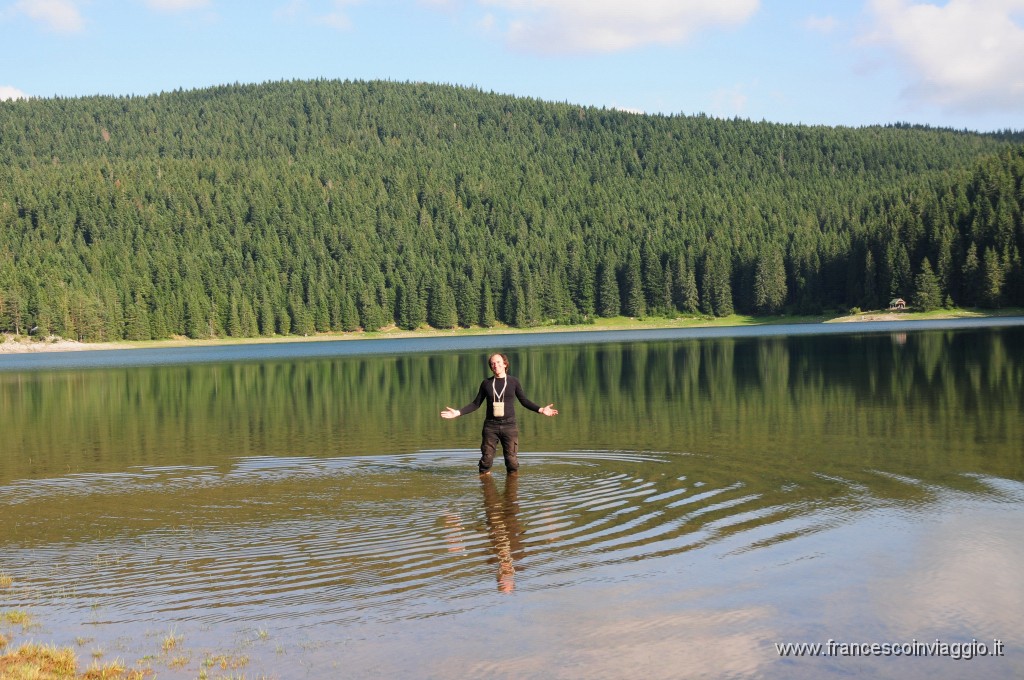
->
<box><xmin>0</xmin><ymin>642</ymin><xmax>148</xmax><ymax>679</ymax></box>
<box><xmin>0</xmin><ymin>642</ymin><xmax>77</xmax><ymax>678</ymax></box>
<box><xmin>82</xmin><ymin>657</ymin><xmax>145</xmax><ymax>680</ymax></box>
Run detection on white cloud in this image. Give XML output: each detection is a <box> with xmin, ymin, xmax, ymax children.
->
<box><xmin>0</xmin><ymin>85</ymin><xmax>30</xmax><ymax>101</ymax></box>
<box><xmin>316</xmin><ymin>0</ymin><xmax>361</xmax><ymax>30</ymax></box>
<box><xmin>145</xmin><ymin>0</ymin><xmax>210</xmax><ymax>10</ymax></box>
<box><xmin>274</xmin><ymin>0</ymin><xmax>307</xmax><ymax>20</ymax></box>
<box><xmin>480</xmin><ymin>0</ymin><xmax>760</xmax><ymax>54</ymax></box>
<box><xmin>318</xmin><ymin>12</ymin><xmax>352</xmax><ymax>29</ymax></box>
<box><xmin>803</xmin><ymin>14</ymin><xmax>837</xmax><ymax>34</ymax></box>
<box><xmin>273</xmin><ymin>0</ymin><xmax>360</xmax><ymax>29</ymax></box>
<box><xmin>866</xmin><ymin>0</ymin><xmax>1024</xmax><ymax>112</ymax></box>
<box><xmin>11</xmin><ymin>0</ymin><xmax>85</xmax><ymax>33</ymax></box>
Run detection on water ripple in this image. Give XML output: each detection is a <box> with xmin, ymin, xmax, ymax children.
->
<box><xmin>3</xmin><ymin>450</ymin><xmax>1019</xmax><ymax>631</ymax></box>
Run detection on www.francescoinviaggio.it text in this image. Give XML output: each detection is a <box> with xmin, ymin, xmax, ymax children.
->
<box><xmin>775</xmin><ymin>638</ymin><xmax>1005</xmax><ymax>660</ymax></box>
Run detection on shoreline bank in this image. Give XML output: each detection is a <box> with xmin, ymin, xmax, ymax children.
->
<box><xmin>2</xmin><ymin>308</ymin><xmax>1022</xmax><ymax>355</ymax></box>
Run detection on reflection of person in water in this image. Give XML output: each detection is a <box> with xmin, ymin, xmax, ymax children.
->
<box><xmin>440</xmin><ymin>353</ymin><xmax>558</xmax><ymax>474</ymax></box>
<box><xmin>480</xmin><ymin>471</ymin><xmax>524</xmax><ymax>593</ymax></box>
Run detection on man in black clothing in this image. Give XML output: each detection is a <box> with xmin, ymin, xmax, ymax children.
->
<box><xmin>441</xmin><ymin>353</ymin><xmax>558</xmax><ymax>474</ymax></box>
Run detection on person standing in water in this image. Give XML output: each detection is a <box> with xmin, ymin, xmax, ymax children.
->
<box><xmin>441</xmin><ymin>353</ymin><xmax>558</xmax><ymax>474</ymax></box>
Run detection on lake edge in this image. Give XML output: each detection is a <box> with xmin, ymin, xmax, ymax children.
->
<box><xmin>2</xmin><ymin>314</ymin><xmax>1023</xmax><ymax>372</ymax></box>
<box><xmin>3</xmin><ymin>307</ymin><xmax>1022</xmax><ymax>355</ymax></box>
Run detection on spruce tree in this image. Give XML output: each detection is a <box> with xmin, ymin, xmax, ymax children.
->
<box><xmin>961</xmin><ymin>243</ymin><xmax>981</xmax><ymax>306</ymax></box>
<box><xmin>753</xmin><ymin>248</ymin><xmax>787</xmax><ymax>314</ymax></box>
<box><xmin>622</xmin><ymin>251</ymin><xmax>645</xmax><ymax>317</ymax></box>
<box><xmin>863</xmin><ymin>250</ymin><xmax>877</xmax><ymax>309</ymax></box>
<box><xmin>479</xmin><ymin>277</ymin><xmax>495</xmax><ymax>328</ymax></box>
<box><xmin>427</xmin><ymin>277</ymin><xmax>458</xmax><ymax>329</ymax></box>
<box><xmin>912</xmin><ymin>257</ymin><xmax>941</xmax><ymax>311</ymax></box>
<box><xmin>596</xmin><ymin>259</ymin><xmax>620</xmax><ymax>318</ymax></box>
<box><xmin>339</xmin><ymin>291</ymin><xmax>360</xmax><ymax>332</ymax></box>
<box><xmin>982</xmin><ymin>246</ymin><xmax>1004</xmax><ymax>308</ymax></box>
<box><xmin>357</xmin><ymin>288</ymin><xmax>387</xmax><ymax>331</ymax></box>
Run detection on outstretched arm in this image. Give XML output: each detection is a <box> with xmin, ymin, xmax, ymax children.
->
<box><xmin>514</xmin><ymin>378</ymin><xmax>557</xmax><ymax>417</ymax></box>
<box><xmin>441</xmin><ymin>382</ymin><xmax>485</xmax><ymax>420</ymax></box>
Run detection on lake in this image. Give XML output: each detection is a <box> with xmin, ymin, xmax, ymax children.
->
<box><xmin>1</xmin><ymin>321</ymin><xmax>1022</xmax><ymax>678</ymax></box>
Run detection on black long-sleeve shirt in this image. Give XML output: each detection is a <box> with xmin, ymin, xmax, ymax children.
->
<box><xmin>458</xmin><ymin>375</ymin><xmax>541</xmax><ymax>423</ymax></box>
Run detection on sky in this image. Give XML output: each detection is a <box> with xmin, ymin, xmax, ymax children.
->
<box><xmin>1</xmin><ymin>0</ymin><xmax>1022</xmax><ymax>132</ymax></box>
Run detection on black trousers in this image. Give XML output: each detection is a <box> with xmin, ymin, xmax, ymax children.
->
<box><xmin>479</xmin><ymin>420</ymin><xmax>519</xmax><ymax>473</ymax></box>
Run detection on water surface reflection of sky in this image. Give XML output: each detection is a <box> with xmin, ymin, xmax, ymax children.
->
<box><xmin>1</xmin><ymin>324</ymin><xmax>1022</xmax><ymax>678</ymax></box>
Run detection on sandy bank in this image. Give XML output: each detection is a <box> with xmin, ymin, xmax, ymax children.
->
<box><xmin>1</xmin><ymin>309</ymin><xmax>1019</xmax><ymax>354</ymax></box>
<box><xmin>0</xmin><ymin>335</ymin><xmax>131</xmax><ymax>354</ymax></box>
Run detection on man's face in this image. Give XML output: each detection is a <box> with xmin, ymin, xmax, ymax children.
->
<box><xmin>489</xmin><ymin>355</ymin><xmax>506</xmax><ymax>377</ymax></box>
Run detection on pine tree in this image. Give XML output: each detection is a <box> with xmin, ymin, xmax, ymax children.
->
<box><xmin>479</xmin><ymin>277</ymin><xmax>495</xmax><ymax>328</ymax></box>
<box><xmin>339</xmin><ymin>290</ymin><xmax>360</xmax><ymax>332</ymax></box>
<box><xmin>863</xmin><ymin>250</ymin><xmax>877</xmax><ymax>309</ymax></box>
<box><xmin>912</xmin><ymin>257</ymin><xmax>941</xmax><ymax>311</ymax></box>
<box><xmin>502</xmin><ymin>265</ymin><xmax>528</xmax><ymax>327</ymax></box>
<box><xmin>290</xmin><ymin>294</ymin><xmax>315</xmax><ymax>335</ymax></box>
<box><xmin>569</xmin><ymin>252</ymin><xmax>595</xmax><ymax>316</ymax></box>
<box><xmin>622</xmin><ymin>250</ymin><xmax>645</xmax><ymax>317</ymax></box>
<box><xmin>239</xmin><ymin>298</ymin><xmax>258</xmax><ymax>336</ymax></box>
<box><xmin>982</xmin><ymin>246</ymin><xmax>1004</xmax><ymax>308</ymax></box>
<box><xmin>454</xmin><ymin>271</ymin><xmax>480</xmax><ymax>328</ymax></box>
<box><xmin>672</xmin><ymin>255</ymin><xmax>700</xmax><ymax>314</ymax></box>
<box><xmin>227</xmin><ymin>295</ymin><xmax>242</xmax><ymax>337</ymax></box>
<box><xmin>890</xmin><ymin>243</ymin><xmax>912</xmax><ymax>299</ymax></box>
<box><xmin>519</xmin><ymin>264</ymin><xmax>539</xmax><ymax>326</ymax></box>
<box><xmin>753</xmin><ymin>248</ymin><xmax>787</xmax><ymax>314</ymax></box>
<box><xmin>427</xmin><ymin>277</ymin><xmax>458</xmax><ymax>329</ymax></box>
<box><xmin>640</xmin><ymin>243</ymin><xmax>665</xmax><ymax>315</ymax></box>
<box><xmin>961</xmin><ymin>243</ymin><xmax>981</xmax><ymax>307</ymax></box>
<box><xmin>596</xmin><ymin>259</ymin><xmax>619</xmax><ymax>317</ymax></box>
<box><xmin>357</xmin><ymin>288</ymin><xmax>387</xmax><ymax>331</ymax></box>
<box><xmin>184</xmin><ymin>291</ymin><xmax>209</xmax><ymax>339</ymax></box>
<box><xmin>700</xmin><ymin>255</ymin><xmax>716</xmax><ymax>316</ymax></box>
<box><xmin>395</xmin><ymin>283</ymin><xmax>417</xmax><ymax>330</ymax></box>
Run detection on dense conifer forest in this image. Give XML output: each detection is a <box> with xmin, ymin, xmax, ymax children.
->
<box><xmin>1</xmin><ymin>79</ymin><xmax>1022</xmax><ymax>341</ymax></box>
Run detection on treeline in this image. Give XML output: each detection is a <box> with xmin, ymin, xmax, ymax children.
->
<box><xmin>0</xmin><ymin>79</ymin><xmax>1022</xmax><ymax>341</ymax></box>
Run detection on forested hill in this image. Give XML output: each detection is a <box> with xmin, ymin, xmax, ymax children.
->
<box><xmin>1</xmin><ymin>79</ymin><xmax>1022</xmax><ymax>341</ymax></box>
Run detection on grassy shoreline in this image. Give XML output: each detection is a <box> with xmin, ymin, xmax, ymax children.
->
<box><xmin>2</xmin><ymin>307</ymin><xmax>1022</xmax><ymax>354</ymax></box>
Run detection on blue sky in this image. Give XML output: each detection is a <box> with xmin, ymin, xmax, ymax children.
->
<box><xmin>1</xmin><ymin>0</ymin><xmax>1022</xmax><ymax>131</ymax></box>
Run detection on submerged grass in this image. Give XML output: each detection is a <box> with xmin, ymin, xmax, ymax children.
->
<box><xmin>160</xmin><ymin>629</ymin><xmax>182</xmax><ymax>654</ymax></box>
<box><xmin>0</xmin><ymin>641</ymin><xmax>148</xmax><ymax>679</ymax></box>
<box><xmin>0</xmin><ymin>642</ymin><xmax>77</xmax><ymax>678</ymax></box>
<box><xmin>2</xmin><ymin>610</ymin><xmax>35</xmax><ymax>630</ymax></box>
<box><xmin>0</xmin><ymin>611</ymin><xmax>270</xmax><ymax>678</ymax></box>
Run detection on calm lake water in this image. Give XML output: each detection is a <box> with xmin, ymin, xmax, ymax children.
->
<box><xmin>2</xmin><ymin>322</ymin><xmax>1023</xmax><ymax>679</ymax></box>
